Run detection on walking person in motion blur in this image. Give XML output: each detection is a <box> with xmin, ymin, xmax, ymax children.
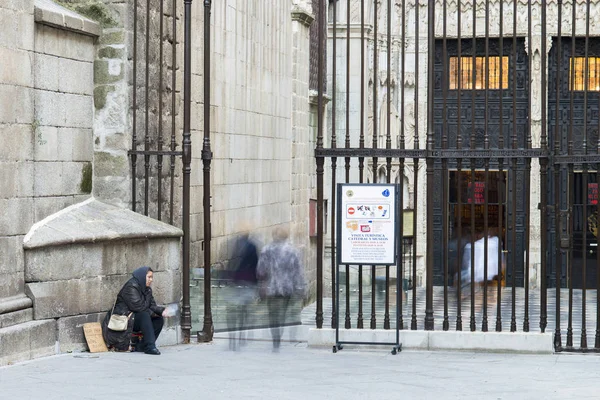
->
<box><xmin>257</xmin><ymin>226</ymin><xmax>306</xmax><ymax>352</ymax></box>
<box><xmin>225</xmin><ymin>225</ymin><xmax>259</xmax><ymax>351</ymax></box>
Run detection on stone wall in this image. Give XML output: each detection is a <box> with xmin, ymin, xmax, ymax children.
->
<box><xmin>190</xmin><ymin>0</ymin><xmax>302</xmax><ymax>268</ymax></box>
<box><xmin>0</xmin><ymin>0</ymin><xmax>35</xmax><ymax>302</ymax></box>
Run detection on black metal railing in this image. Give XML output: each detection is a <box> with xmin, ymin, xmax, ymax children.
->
<box><xmin>315</xmin><ymin>0</ymin><xmax>600</xmax><ymax>353</ymax></box>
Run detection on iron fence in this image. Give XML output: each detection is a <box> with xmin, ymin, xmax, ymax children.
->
<box><xmin>315</xmin><ymin>0</ymin><xmax>600</xmax><ymax>352</ymax></box>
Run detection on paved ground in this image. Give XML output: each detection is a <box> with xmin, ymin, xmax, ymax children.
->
<box><xmin>1</xmin><ymin>338</ymin><xmax>600</xmax><ymax>399</ymax></box>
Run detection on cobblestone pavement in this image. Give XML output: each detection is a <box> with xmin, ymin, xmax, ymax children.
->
<box><xmin>1</xmin><ymin>338</ymin><xmax>599</xmax><ymax>400</ymax></box>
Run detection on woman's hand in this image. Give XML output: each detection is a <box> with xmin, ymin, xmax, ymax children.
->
<box><xmin>162</xmin><ymin>309</ymin><xmax>169</xmax><ymax>318</ymax></box>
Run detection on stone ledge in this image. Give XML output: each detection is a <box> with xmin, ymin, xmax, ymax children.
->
<box><xmin>0</xmin><ymin>319</ymin><xmax>57</xmax><ymax>366</ymax></box>
<box><xmin>23</xmin><ymin>198</ymin><xmax>183</xmax><ymax>250</ymax></box>
<box><xmin>308</xmin><ymin>328</ymin><xmax>554</xmax><ymax>354</ymax></box>
<box><xmin>0</xmin><ymin>295</ymin><xmax>33</xmax><ymax>314</ymax></box>
<box><xmin>308</xmin><ymin>90</ymin><xmax>332</xmax><ymax>106</ymax></box>
<box><xmin>291</xmin><ymin>6</ymin><xmax>314</xmax><ymax>28</ymax></box>
<box><xmin>34</xmin><ymin>0</ymin><xmax>101</xmax><ymax>37</ymax></box>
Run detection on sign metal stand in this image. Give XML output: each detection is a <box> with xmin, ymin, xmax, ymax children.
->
<box><xmin>334</xmin><ymin>183</ymin><xmax>402</xmax><ymax>355</ymax></box>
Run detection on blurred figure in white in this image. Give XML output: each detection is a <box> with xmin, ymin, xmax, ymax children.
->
<box><xmin>257</xmin><ymin>226</ymin><xmax>306</xmax><ymax>352</ymax></box>
<box><xmin>461</xmin><ymin>228</ymin><xmax>505</xmax><ymax>286</ymax></box>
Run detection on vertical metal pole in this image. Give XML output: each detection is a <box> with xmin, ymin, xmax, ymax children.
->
<box><xmin>345</xmin><ymin>0</ymin><xmax>352</xmax><ymax>330</ymax></box>
<box><xmin>482</xmin><ymin>0</ymin><xmax>490</xmax><ymax>333</ymax></box>
<box><xmin>524</xmin><ymin>0</ymin><xmax>532</xmax><ymax>333</ymax></box>
<box><xmin>384</xmin><ymin>0</ymin><xmax>392</xmax><ymax>331</ymax></box>
<box><xmin>199</xmin><ymin>0</ymin><xmax>214</xmax><ymax>343</ymax></box>
<box><xmin>158</xmin><ymin>0</ymin><xmax>164</xmax><ymax>221</ymax></box>
<box><xmin>132</xmin><ymin>0</ymin><xmax>138</xmax><ymax>212</ymax></box>
<box><xmin>316</xmin><ymin>0</ymin><xmax>325</xmax><ymax>330</ymax></box>
<box><xmin>496</xmin><ymin>0</ymin><xmax>505</xmax><ymax>333</ymax></box>
<box><xmin>510</xmin><ymin>0</ymin><xmax>518</xmax><ymax>333</ymax></box>
<box><xmin>554</xmin><ymin>0</ymin><xmax>563</xmax><ymax>351</ymax></box>
<box><xmin>441</xmin><ymin>0</ymin><xmax>449</xmax><ymax>332</ymax></box>
<box><xmin>424</xmin><ymin>0</ymin><xmax>435</xmax><ymax>331</ymax></box>
<box><xmin>566</xmin><ymin>0</ymin><xmax>576</xmax><ymax>349</ymax></box>
<box><xmin>581</xmin><ymin>0</ymin><xmax>591</xmax><ymax>349</ymax></box>
<box><xmin>331</xmin><ymin>0</ymin><xmax>338</xmax><ymax>330</ymax></box>
<box><xmin>411</xmin><ymin>0</ymin><xmax>421</xmax><ymax>332</ymax></box>
<box><xmin>182</xmin><ymin>0</ymin><xmax>194</xmax><ymax>344</ymax></box>
<box><xmin>399</xmin><ymin>0</ymin><xmax>406</xmax><ymax>331</ymax></box>
<box><xmin>469</xmin><ymin>0</ymin><xmax>477</xmax><ymax>333</ymax></box>
<box><xmin>539</xmin><ymin>0</ymin><xmax>548</xmax><ymax>334</ymax></box>
<box><xmin>170</xmin><ymin>0</ymin><xmax>177</xmax><ymax>225</ymax></box>
<box><xmin>357</xmin><ymin>0</ymin><xmax>365</xmax><ymax>330</ymax></box>
<box><xmin>456</xmin><ymin>0</ymin><xmax>463</xmax><ymax>332</ymax></box>
<box><xmin>371</xmin><ymin>0</ymin><xmax>379</xmax><ymax>331</ymax></box>
<box><xmin>144</xmin><ymin>0</ymin><xmax>151</xmax><ymax>216</ymax></box>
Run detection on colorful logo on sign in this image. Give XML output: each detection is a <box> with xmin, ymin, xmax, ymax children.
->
<box><xmin>348</xmin><ymin>207</ymin><xmax>355</xmax><ymax>215</ymax></box>
<box><xmin>382</xmin><ymin>189</ymin><xmax>390</xmax><ymax>197</ymax></box>
<box><xmin>360</xmin><ymin>225</ymin><xmax>371</xmax><ymax>232</ymax></box>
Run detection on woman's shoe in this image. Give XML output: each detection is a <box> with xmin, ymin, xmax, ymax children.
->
<box><xmin>144</xmin><ymin>347</ymin><xmax>161</xmax><ymax>355</ymax></box>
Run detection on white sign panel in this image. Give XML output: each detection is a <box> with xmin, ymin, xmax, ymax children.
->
<box><xmin>339</xmin><ymin>184</ymin><xmax>397</xmax><ymax>265</ymax></box>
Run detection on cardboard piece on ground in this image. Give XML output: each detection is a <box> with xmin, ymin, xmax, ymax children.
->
<box><xmin>83</xmin><ymin>322</ymin><xmax>108</xmax><ymax>353</ymax></box>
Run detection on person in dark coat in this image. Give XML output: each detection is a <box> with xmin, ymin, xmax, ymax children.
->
<box><xmin>225</xmin><ymin>229</ymin><xmax>259</xmax><ymax>350</ymax></box>
<box><xmin>102</xmin><ymin>266</ymin><xmax>166</xmax><ymax>355</ymax></box>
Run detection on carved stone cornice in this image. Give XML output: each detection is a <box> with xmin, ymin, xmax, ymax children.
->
<box><xmin>291</xmin><ymin>5</ymin><xmax>315</xmax><ymax>28</ymax></box>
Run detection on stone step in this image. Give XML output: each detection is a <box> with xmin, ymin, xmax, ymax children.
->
<box><xmin>0</xmin><ymin>319</ymin><xmax>57</xmax><ymax>366</ymax></box>
<box><xmin>0</xmin><ymin>308</ymin><xmax>33</xmax><ymax>329</ymax></box>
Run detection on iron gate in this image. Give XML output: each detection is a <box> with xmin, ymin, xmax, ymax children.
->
<box><xmin>315</xmin><ymin>0</ymin><xmax>600</xmax><ymax>352</ymax></box>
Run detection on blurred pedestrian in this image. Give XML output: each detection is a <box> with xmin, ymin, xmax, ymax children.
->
<box><xmin>225</xmin><ymin>226</ymin><xmax>259</xmax><ymax>350</ymax></box>
<box><xmin>257</xmin><ymin>226</ymin><xmax>306</xmax><ymax>352</ymax></box>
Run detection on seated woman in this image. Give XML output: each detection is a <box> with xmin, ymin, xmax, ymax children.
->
<box><xmin>102</xmin><ymin>266</ymin><xmax>167</xmax><ymax>355</ymax></box>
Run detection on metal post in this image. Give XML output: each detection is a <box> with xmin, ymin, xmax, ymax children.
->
<box><xmin>315</xmin><ymin>0</ymin><xmax>325</xmax><ymax>329</ymax></box>
<box><xmin>181</xmin><ymin>0</ymin><xmax>194</xmax><ymax>344</ymax></box>
<box><xmin>198</xmin><ymin>0</ymin><xmax>214</xmax><ymax>342</ymax></box>
<box><xmin>424</xmin><ymin>0</ymin><xmax>435</xmax><ymax>331</ymax></box>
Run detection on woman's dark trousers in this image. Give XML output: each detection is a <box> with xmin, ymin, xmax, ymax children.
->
<box><xmin>133</xmin><ymin>311</ymin><xmax>164</xmax><ymax>351</ymax></box>
<box><xmin>267</xmin><ymin>296</ymin><xmax>290</xmax><ymax>350</ymax></box>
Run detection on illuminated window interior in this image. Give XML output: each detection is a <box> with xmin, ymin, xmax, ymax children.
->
<box><xmin>570</xmin><ymin>57</ymin><xmax>600</xmax><ymax>91</ymax></box>
<box><xmin>449</xmin><ymin>56</ymin><xmax>509</xmax><ymax>90</ymax></box>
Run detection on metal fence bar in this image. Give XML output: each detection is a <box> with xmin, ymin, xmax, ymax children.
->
<box><xmin>496</xmin><ymin>0</ymin><xmax>505</xmax><ymax>333</ymax></box>
<box><xmin>315</xmin><ymin>0</ymin><xmax>325</xmax><ymax>330</ymax></box>
<box><xmin>357</xmin><ymin>0</ymin><xmax>365</xmax><ymax>330</ymax></box>
<box><xmin>510</xmin><ymin>0</ymin><xmax>518</xmax><ymax>333</ymax></box>
<box><xmin>411</xmin><ymin>0</ymin><xmax>421</xmax><ymax>332</ymax></box>
<box><xmin>132</xmin><ymin>0</ymin><xmax>138</xmax><ymax>213</ymax></box>
<box><xmin>169</xmin><ymin>0</ymin><xmax>177</xmax><ymax>225</ymax></box>
<box><xmin>157</xmin><ymin>0</ymin><xmax>164</xmax><ymax>222</ymax></box>
<box><xmin>442</xmin><ymin>0</ymin><xmax>449</xmax><ymax>332</ymax></box>
<box><xmin>384</xmin><ymin>0</ymin><xmax>392</xmax><ymax>331</ymax></box>
<box><xmin>331</xmin><ymin>0</ymin><xmax>338</xmax><ymax>331</ymax></box>
<box><xmin>524</xmin><ymin>0</ymin><xmax>532</xmax><ymax>333</ymax></box>
<box><xmin>344</xmin><ymin>0</ymin><xmax>352</xmax><ymax>331</ymax></box>
<box><xmin>455</xmin><ymin>0</ymin><xmax>463</xmax><ymax>332</ymax></box>
<box><xmin>482</xmin><ymin>0</ymin><xmax>490</xmax><ymax>333</ymax></box>
<box><xmin>371</xmin><ymin>0</ymin><xmax>379</xmax><ymax>331</ymax></box>
<box><xmin>540</xmin><ymin>0</ymin><xmax>549</xmax><ymax>334</ymax></box>
<box><xmin>469</xmin><ymin>0</ymin><xmax>477</xmax><ymax>333</ymax></box>
<box><xmin>399</xmin><ymin>0</ymin><xmax>406</xmax><ymax>331</ymax></box>
<box><xmin>144</xmin><ymin>0</ymin><xmax>151</xmax><ymax>216</ymax></box>
<box><xmin>554</xmin><ymin>0</ymin><xmax>563</xmax><ymax>351</ymax></box>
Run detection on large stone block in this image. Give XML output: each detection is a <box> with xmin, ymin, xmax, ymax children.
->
<box><xmin>57</xmin><ymin>312</ymin><xmax>106</xmax><ymax>353</ymax></box>
<box><xmin>0</xmin><ymin>319</ymin><xmax>57</xmax><ymax>366</ymax></box>
<box><xmin>63</xmin><ymin>93</ymin><xmax>93</xmax><ymax>128</ymax></box>
<box><xmin>151</xmin><ymin>269</ymin><xmax>182</xmax><ymax>305</ymax></box>
<box><xmin>0</xmin><ymin>124</ymin><xmax>33</xmax><ymax>162</ymax></box>
<box><xmin>63</xmin><ymin>128</ymin><xmax>93</xmax><ymax>162</ymax></box>
<box><xmin>0</xmin><ymin>85</ymin><xmax>33</xmax><ymax>124</ymax></box>
<box><xmin>0</xmin><ymin>236</ymin><xmax>24</xmax><ymax>275</ymax></box>
<box><xmin>0</xmin><ymin>308</ymin><xmax>33</xmax><ymax>328</ymax></box>
<box><xmin>0</xmin><ymin>47</ymin><xmax>32</xmax><ymax>87</ymax></box>
<box><xmin>33</xmin><ymin>53</ymin><xmax>59</xmax><ymax>91</ymax></box>
<box><xmin>0</xmin><ymin>197</ymin><xmax>34</xmax><ymax>236</ymax></box>
<box><xmin>25</xmin><ymin>275</ymin><xmax>128</xmax><ymax>319</ymax></box>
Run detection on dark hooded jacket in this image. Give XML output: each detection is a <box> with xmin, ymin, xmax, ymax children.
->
<box><xmin>102</xmin><ymin>266</ymin><xmax>165</xmax><ymax>350</ymax></box>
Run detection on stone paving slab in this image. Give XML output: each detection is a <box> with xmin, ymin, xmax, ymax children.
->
<box><xmin>1</xmin><ymin>339</ymin><xmax>599</xmax><ymax>399</ymax></box>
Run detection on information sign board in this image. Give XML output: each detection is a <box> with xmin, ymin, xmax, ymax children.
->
<box><xmin>337</xmin><ymin>184</ymin><xmax>397</xmax><ymax>265</ymax></box>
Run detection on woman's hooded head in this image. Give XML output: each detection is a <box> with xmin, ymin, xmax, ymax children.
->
<box><xmin>132</xmin><ymin>266</ymin><xmax>151</xmax><ymax>287</ymax></box>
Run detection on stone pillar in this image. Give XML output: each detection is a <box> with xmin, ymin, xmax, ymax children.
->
<box><xmin>0</xmin><ymin>0</ymin><xmax>35</xmax><ymax>302</ymax></box>
<box><xmin>291</xmin><ymin>2</ymin><xmax>314</xmax><ymax>264</ymax></box>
